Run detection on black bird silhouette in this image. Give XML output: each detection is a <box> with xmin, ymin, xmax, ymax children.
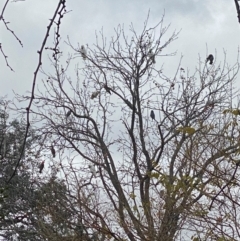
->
<box><xmin>206</xmin><ymin>54</ymin><xmax>214</xmax><ymax>65</ymax></box>
<box><xmin>104</xmin><ymin>84</ymin><xmax>111</xmax><ymax>94</ymax></box>
<box><xmin>150</xmin><ymin>110</ymin><xmax>155</xmax><ymax>120</ymax></box>
<box><xmin>148</xmin><ymin>49</ymin><xmax>156</xmax><ymax>64</ymax></box>
<box><xmin>39</xmin><ymin>160</ymin><xmax>45</xmax><ymax>173</ymax></box>
<box><xmin>66</xmin><ymin>110</ymin><xmax>71</xmax><ymax>118</ymax></box>
<box><xmin>51</xmin><ymin>145</ymin><xmax>56</xmax><ymax>158</ymax></box>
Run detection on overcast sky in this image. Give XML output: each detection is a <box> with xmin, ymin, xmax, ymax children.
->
<box><xmin>0</xmin><ymin>0</ymin><xmax>239</xmax><ymax>99</ymax></box>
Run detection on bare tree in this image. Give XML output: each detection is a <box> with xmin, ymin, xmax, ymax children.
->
<box><xmin>1</xmin><ymin>0</ymin><xmax>68</xmax><ymax>183</ymax></box>
<box><xmin>18</xmin><ymin>15</ymin><xmax>240</xmax><ymax>241</ymax></box>
<box><xmin>0</xmin><ymin>0</ymin><xmax>24</xmax><ymax>71</ymax></box>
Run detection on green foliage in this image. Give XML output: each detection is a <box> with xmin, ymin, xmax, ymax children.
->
<box><xmin>177</xmin><ymin>126</ymin><xmax>196</xmax><ymax>135</ymax></box>
<box><xmin>149</xmin><ymin>172</ymin><xmax>160</xmax><ymax>179</ymax></box>
<box><xmin>129</xmin><ymin>192</ymin><xmax>136</xmax><ymax>199</ymax></box>
<box><xmin>223</xmin><ymin>108</ymin><xmax>240</xmax><ymax>116</ymax></box>
<box><xmin>0</xmin><ymin>106</ymin><xmax>43</xmax><ymax>240</ymax></box>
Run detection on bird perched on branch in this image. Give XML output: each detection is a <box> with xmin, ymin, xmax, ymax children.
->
<box><xmin>206</xmin><ymin>54</ymin><xmax>214</xmax><ymax>65</ymax></box>
<box><xmin>66</xmin><ymin>110</ymin><xmax>71</xmax><ymax>118</ymax></box>
<box><xmin>80</xmin><ymin>45</ymin><xmax>87</xmax><ymax>60</ymax></box>
<box><xmin>148</xmin><ymin>49</ymin><xmax>156</xmax><ymax>64</ymax></box>
<box><xmin>91</xmin><ymin>91</ymin><xmax>100</xmax><ymax>99</ymax></box>
<box><xmin>89</xmin><ymin>165</ymin><xmax>96</xmax><ymax>177</ymax></box>
<box><xmin>39</xmin><ymin>160</ymin><xmax>45</xmax><ymax>173</ymax></box>
<box><xmin>103</xmin><ymin>84</ymin><xmax>111</xmax><ymax>94</ymax></box>
<box><xmin>51</xmin><ymin>145</ymin><xmax>56</xmax><ymax>158</ymax></box>
<box><xmin>150</xmin><ymin>110</ymin><xmax>155</xmax><ymax>120</ymax></box>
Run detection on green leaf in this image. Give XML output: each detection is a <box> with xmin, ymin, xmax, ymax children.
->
<box><xmin>129</xmin><ymin>192</ymin><xmax>136</xmax><ymax>199</ymax></box>
<box><xmin>232</xmin><ymin>109</ymin><xmax>240</xmax><ymax>116</ymax></box>
<box><xmin>177</xmin><ymin>126</ymin><xmax>195</xmax><ymax>135</ymax></box>
<box><xmin>223</xmin><ymin>109</ymin><xmax>240</xmax><ymax>116</ymax></box>
<box><xmin>133</xmin><ymin>205</ymin><xmax>138</xmax><ymax>211</ymax></box>
<box><xmin>150</xmin><ymin>172</ymin><xmax>160</xmax><ymax>179</ymax></box>
<box><xmin>223</xmin><ymin>109</ymin><xmax>231</xmax><ymax>114</ymax></box>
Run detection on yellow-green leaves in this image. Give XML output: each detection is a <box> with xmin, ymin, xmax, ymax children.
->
<box><xmin>177</xmin><ymin>126</ymin><xmax>196</xmax><ymax>135</ymax></box>
<box><xmin>129</xmin><ymin>192</ymin><xmax>136</xmax><ymax>199</ymax></box>
<box><xmin>223</xmin><ymin>108</ymin><xmax>240</xmax><ymax>116</ymax></box>
<box><xmin>149</xmin><ymin>172</ymin><xmax>160</xmax><ymax>179</ymax></box>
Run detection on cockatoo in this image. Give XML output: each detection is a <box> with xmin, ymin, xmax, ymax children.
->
<box><xmin>80</xmin><ymin>45</ymin><xmax>87</xmax><ymax>60</ymax></box>
<box><xmin>206</xmin><ymin>54</ymin><xmax>214</xmax><ymax>65</ymax></box>
<box><xmin>66</xmin><ymin>110</ymin><xmax>71</xmax><ymax>118</ymax></box>
<box><xmin>150</xmin><ymin>110</ymin><xmax>155</xmax><ymax>120</ymax></box>
<box><xmin>50</xmin><ymin>145</ymin><xmax>56</xmax><ymax>158</ymax></box>
<box><xmin>39</xmin><ymin>160</ymin><xmax>45</xmax><ymax>173</ymax></box>
<box><xmin>91</xmin><ymin>91</ymin><xmax>100</xmax><ymax>99</ymax></box>
<box><xmin>89</xmin><ymin>165</ymin><xmax>96</xmax><ymax>177</ymax></box>
<box><xmin>148</xmin><ymin>49</ymin><xmax>156</xmax><ymax>64</ymax></box>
